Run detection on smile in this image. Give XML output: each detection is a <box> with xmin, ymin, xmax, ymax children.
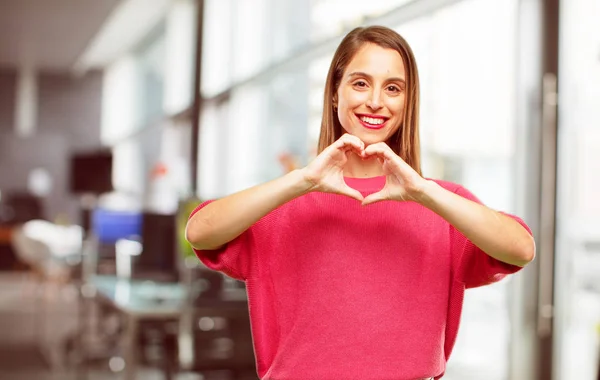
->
<box><xmin>356</xmin><ymin>114</ymin><xmax>388</xmax><ymax>130</ymax></box>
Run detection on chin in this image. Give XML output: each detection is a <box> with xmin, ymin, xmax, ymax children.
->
<box><xmin>355</xmin><ymin>133</ymin><xmax>388</xmax><ymax>146</ymax></box>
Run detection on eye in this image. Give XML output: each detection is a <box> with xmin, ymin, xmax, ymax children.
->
<box><xmin>353</xmin><ymin>80</ymin><xmax>368</xmax><ymax>88</ymax></box>
<box><xmin>386</xmin><ymin>85</ymin><xmax>402</xmax><ymax>93</ymax></box>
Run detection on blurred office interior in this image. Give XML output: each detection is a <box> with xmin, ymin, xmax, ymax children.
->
<box><xmin>0</xmin><ymin>0</ymin><xmax>598</xmax><ymax>379</ymax></box>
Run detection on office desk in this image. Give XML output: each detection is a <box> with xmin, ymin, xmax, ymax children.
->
<box><xmin>85</xmin><ymin>275</ymin><xmax>247</xmax><ymax>380</ymax></box>
<box><xmin>84</xmin><ymin>275</ymin><xmax>185</xmax><ymax>380</ymax></box>
<box><xmin>90</xmin><ymin>275</ymin><xmax>186</xmax><ymax>317</ymax></box>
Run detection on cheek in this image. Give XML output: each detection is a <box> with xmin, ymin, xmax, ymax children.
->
<box><xmin>339</xmin><ymin>88</ymin><xmax>367</xmax><ymax>109</ymax></box>
<box><xmin>387</xmin><ymin>96</ymin><xmax>406</xmax><ymax>114</ymax></box>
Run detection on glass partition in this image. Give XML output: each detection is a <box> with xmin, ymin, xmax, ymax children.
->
<box><xmin>554</xmin><ymin>0</ymin><xmax>600</xmax><ymax>378</ymax></box>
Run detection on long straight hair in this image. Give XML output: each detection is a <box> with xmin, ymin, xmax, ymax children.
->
<box><xmin>317</xmin><ymin>26</ymin><xmax>422</xmax><ymax>175</ymax></box>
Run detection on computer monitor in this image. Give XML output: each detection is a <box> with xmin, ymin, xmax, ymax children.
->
<box><xmin>135</xmin><ymin>212</ymin><xmax>179</xmax><ymax>281</ymax></box>
<box><xmin>69</xmin><ymin>151</ymin><xmax>113</xmax><ymax>195</ymax></box>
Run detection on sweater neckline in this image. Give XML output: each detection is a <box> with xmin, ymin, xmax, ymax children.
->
<box><xmin>343</xmin><ymin>176</ymin><xmax>386</xmax><ymax>192</ymax></box>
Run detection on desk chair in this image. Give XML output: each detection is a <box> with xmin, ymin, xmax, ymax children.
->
<box><xmin>11</xmin><ymin>220</ymin><xmax>83</xmax><ymax>281</ymax></box>
<box><xmin>11</xmin><ymin>220</ymin><xmax>83</xmax><ymax>370</ymax></box>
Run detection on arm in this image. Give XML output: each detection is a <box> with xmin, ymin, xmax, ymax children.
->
<box><xmin>186</xmin><ymin>134</ymin><xmax>365</xmax><ymax>251</ymax></box>
<box><xmin>359</xmin><ymin>142</ymin><xmax>535</xmax><ymax>268</ymax></box>
<box><xmin>416</xmin><ymin>181</ymin><xmax>535</xmax><ymax>267</ymax></box>
<box><xmin>186</xmin><ymin>169</ymin><xmax>311</xmax><ymax>250</ymax></box>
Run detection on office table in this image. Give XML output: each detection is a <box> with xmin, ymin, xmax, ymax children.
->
<box><xmin>85</xmin><ymin>275</ymin><xmax>247</xmax><ymax>380</ymax></box>
<box><xmin>83</xmin><ymin>275</ymin><xmax>185</xmax><ymax>380</ymax></box>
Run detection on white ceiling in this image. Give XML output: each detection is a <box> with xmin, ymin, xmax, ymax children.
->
<box><xmin>0</xmin><ymin>0</ymin><xmax>121</xmax><ymax>70</ymax></box>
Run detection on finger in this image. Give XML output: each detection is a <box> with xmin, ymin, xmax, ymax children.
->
<box><xmin>364</xmin><ymin>143</ymin><xmax>407</xmax><ymax>169</ymax></box>
<box><xmin>329</xmin><ymin>139</ymin><xmax>361</xmax><ymax>157</ymax></box>
<box><xmin>340</xmin><ymin>133</ymin><xmax>363</xmax><ymax>146</ymax></box>
<box><xmin>338</xmin><ymin>134</ymin><xmax>365</xmax><ymax>154</ymax></box>
<box><xmin>362</xmin><ymin>191</ymin><xmax>386</xmax><ymax>206</ymax></box>
<box><xmin>340</xmin><ymin>141</ymin><xmax>364</xmax><ymax>157</ymax></box>
<box><xmin>364</xmin><ymin>142</ymin><xmax>393</xmax><ymax>159</ymax></box>
<box><xmin>340</xmin><ymin>186</ymin><xmax>364</xmax><ymax>202</ymax></box>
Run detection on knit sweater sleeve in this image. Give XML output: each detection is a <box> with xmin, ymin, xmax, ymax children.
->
<box><xmin>188</xmin><ymin>200</ymin><xmax>272</xmax><ymax>281</ymax></box>
<box><xmin>452</xmin><ymin>185</ymin><xmax>533</xmax><ymax>289</ymax></box>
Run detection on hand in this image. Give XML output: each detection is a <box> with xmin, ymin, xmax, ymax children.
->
<box><xmin>361</xmin><ymin>142</ymin><xmax>428</xmax><ymax>206</ymax></box>
<box><xmin>300</xmin><ymin>134</ymin><xmax>365</xmax><ymax>202</ymax></box>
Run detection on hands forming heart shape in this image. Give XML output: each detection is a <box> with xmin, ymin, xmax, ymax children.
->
<box><xmin>301</xmin><ymin>134</ymin><xmax>427</xmax><ymax>205</ymax></box>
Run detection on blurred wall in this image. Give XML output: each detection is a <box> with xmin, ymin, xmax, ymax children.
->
<box><xmin>0</xmin><ymin>68</ymin><xmax>104</xmax><ymax>223</ymax></box>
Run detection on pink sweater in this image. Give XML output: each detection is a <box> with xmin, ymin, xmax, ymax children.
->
<box><xmin>191</xmin><ymin>176</ymin><xmax>531</xmax><ymax>380</ymax></box>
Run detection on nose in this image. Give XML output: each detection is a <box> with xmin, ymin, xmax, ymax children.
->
<box><xmin>366</xmin><ymin>90</ymin><xmax>382</xmax><ymax>111</ymax></box>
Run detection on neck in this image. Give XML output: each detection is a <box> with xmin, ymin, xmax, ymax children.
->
<box><xmin>343</xmin><ymin>152</ymin><xmax>384</xmax><ymax>178</ymax></box>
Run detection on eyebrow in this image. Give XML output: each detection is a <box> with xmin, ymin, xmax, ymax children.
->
<box><xmin>347</xmin><ymin>71</ymin><xmax>406</xmax><ymax>84</ymax></box>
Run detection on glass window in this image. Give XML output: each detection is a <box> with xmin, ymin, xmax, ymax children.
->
<box><xmin>112</xmin><ymin>139</ymin><xmax>144</xmax><ymax>195</ymax></box>
<box><xmin>310</xmin><ymin>0</ymin><xmax>415</xmax><ymax>42</ymax></box>
<box><xmin>202</xmin><ymin>0</ymin><xmax>312</xmax><ymax>97</ymax></box>
<box><xmin>225</xmin><ymin>84</ymin><xmax>269</xmax><ymax>193</ymax></box>
<box><xmin>269</xmin><ymin>0</ymin><xmax>311</xmax><ymax>62</ymax></box>
<box><xmin>163</xmin><ymin>0</ymin><xmax>198</xmax><ymax>115</ymax></box>
<box><xmin>555</xmin><ymin>0</ymin><xmax>600</xmax><ymax>378</ymax></box>
<box><xmin>198</xmin><ymin>100</ymin><xmax>230</xmax><ymax>199</ymax></box>
<box><xmin>231</xmin><ymin>0</ymin><xmax>270</xmax><ymax>81</ymax></box>
<box><xmin>101</xmin><ymin>55</ymin><xmax>143</xmax><ymax>145</ymax></box>
<box><xmin>201</xmin><ymin>0</ymin><xmax>233</xmax><ymax>97</ymax></box>
<box><xmin>100</xmin><ymin>1</ymin><xmax>198</xmax><ymax>212</ymax></box>
<box><xmin>136</xmin><ymin>24</ymin><xmax>166</xmax><ymax>126</ymax></box>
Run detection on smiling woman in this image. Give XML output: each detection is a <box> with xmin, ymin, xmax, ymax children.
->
<box><xmin>185</xmin><ymin>25</ymin><xmax>535</xmax><ymax>380</ymax></box>
<box><xmin>319</xmin><ymin>26</ymin><xmax>421</xmax><ymax>178</ymax></box>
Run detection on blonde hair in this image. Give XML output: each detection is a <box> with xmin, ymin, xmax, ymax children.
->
<box><xmin>317</xmin><ymin>26</ymin><xmax>422</xmax><ymax>175</ymax></box>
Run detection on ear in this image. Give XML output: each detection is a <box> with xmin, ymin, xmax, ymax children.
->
<box><xmin>332</xmin><ymin>93</ymin><xmax>338</xmax><ymax>108</ymax></box>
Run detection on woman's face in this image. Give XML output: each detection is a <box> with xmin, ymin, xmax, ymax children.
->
<box><xmin>335</xmin><ymin>43</ymin><xmax>406</xmax><ymax>146</ymax></box>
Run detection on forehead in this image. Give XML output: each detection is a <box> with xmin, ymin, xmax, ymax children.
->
<box><xmin>344</xmin><ymin>43</ymin><xmax>405</xmax><ymax>78</ymax></box>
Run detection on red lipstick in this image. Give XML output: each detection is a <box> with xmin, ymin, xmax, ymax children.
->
<box><xmin>355</xmin><ymin>113</ymin><xmax>388</xmax><ymax>130</ymax></box>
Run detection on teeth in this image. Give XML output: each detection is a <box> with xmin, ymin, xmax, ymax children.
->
<box><xmin>360</xmin><ymin>116</ymin><xmax>384</xmax><ymax>125</ymax></box>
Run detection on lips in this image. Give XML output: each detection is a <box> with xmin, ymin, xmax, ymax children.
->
<box><xmin>355</xmin><ymin>113</ymin><xmax>389</xmax><ymax>130</ymax></box>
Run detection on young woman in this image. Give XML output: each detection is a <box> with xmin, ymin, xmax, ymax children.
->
<box><xmin>186</xmin><ymin>25</ymin><xmax>535</xmax><ymax>380</ymax></box>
